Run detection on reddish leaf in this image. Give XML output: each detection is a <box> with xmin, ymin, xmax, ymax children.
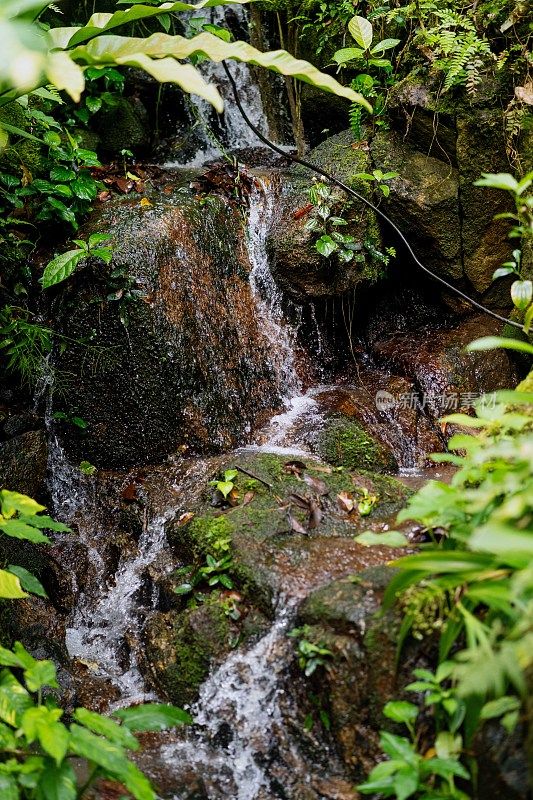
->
<box><xmin>337</xmin><ymin>491</ymin><xmax>354</xmax><ymax>513</ymax></box>
<box><xmin>308</xmin><ymin>499</ymin><xmax>323</xmax><ymax>530</ymax></box>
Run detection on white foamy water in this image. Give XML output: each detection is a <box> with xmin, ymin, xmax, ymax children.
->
<box><xmin>247</xmin><ymin>180</ymin><xmax>302</xmax><ymax>400</ymax></box>
<box><xmin>64</xmin><ymin>508</ymin><xmax>173</xmax><ymax>706</ymax></box>
<box><xmin>163</xmin><ymin>599</ymin><xmax>298</xmax><ymax>799</ymax></box>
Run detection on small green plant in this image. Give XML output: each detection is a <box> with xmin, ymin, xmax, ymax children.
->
<box><xmin>305</xmin><ymin>180</ymin><xmax>396</xmax><ymax>264</ymax></box>
<box><xmin>41</xmin><ymin>233</ymin><xmax>113</xmax><ymax>290</ymax></box>
<box><xmin>79</xmin><ymin>460</ymin><xmax>97</xmax><ymax>476</ymax></box>
<box><xmin>355</xmin><ymin>168</ymin><xmax>399</xmax><ymax>198</ymax></box>
<box><xmin>333</xmin><ymin>16</ymin><xmax>400</xmax><ymax>72</ymax></box>
<box><xmin>288</xmin><ymin>626</ymin><xmax>334</xmax><ymax>676</ymax></box>
<box><xmin>0</xmin><ymin>490</ymin><xmax>69</xmax><ymax>599</ymax></box>
<box><xmin>305</xmin><ymin>181</ymin><xmax>364</xmax><ymax>263</ymax></box>
<box><xmin>0</xmin><ymin>641</ymin><xmax>190</xmax><ymax>800</ymax></box>
<box><xmin>358</xmin><ymin>694</ymin><xmax>470</xmax><ymax>799</ymax></box>
<box><xmin>0</xmin><ymin>306</ymin><xmax>53</xmax><ymax>386</ymax></box>
<box><xmin>174</xmin><ymin>553</ymin><xmax>234</xmax><ymax>596</ymax></box>
<box><xmin>209</xmin><ymin>469</ymin><xmax>238</xmax><ymax>500</ymax></box>
<box><xmin>52</xmin><ymin>411</ymin><xmax>88</xmax><ymax>429</ymax></box>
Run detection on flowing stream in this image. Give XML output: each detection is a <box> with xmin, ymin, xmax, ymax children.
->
<box><xmin>43</xmin><ymin>43</ymin><xmax>439</xmax><ymax>797</ymax></box>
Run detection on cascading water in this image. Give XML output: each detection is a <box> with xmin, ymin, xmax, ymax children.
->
<box><xmin>167</xmin><ymin>7</ymin><xmax>269</xmax><ymax>167</ymax></box>
<box><xmin>247</xmin><ymin>179</ymin><xmax>301</xmax><ymax>399</ymax></box>
<box><xmin>160</xmin><ymin>599</ymin><xmax>300</xmax><ymax>799</ymax></box>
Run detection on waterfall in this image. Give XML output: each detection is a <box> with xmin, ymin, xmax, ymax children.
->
<box><xmin>166</xmin><ymin>7</ymin><xmax>269</xmax><ymax>167</ymax></box>
<box><xmin>63</xmin><ymin>510</ymin><xmax>170</xmax><ymax>706</ymax></box>
<box><xmin>161</xmin><ymin>599</ymin><xmax>301</xmax><ymax>799</ymax></box>
<box><xmin>247</xmin><ymin>179</ymin><xmax>301</xmax><ymax>399</ymax></box>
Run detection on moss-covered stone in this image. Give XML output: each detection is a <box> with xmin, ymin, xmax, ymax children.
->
<box><xmin>267</xmin><ymin>130</ymin><xmax>387</xmax><ymax>299</ymax></box>
<box><xmin>94</xmin><ymin>97</ymin><xmax>150</xmax><ymax>156</ymax></box>
<box><xmin>168</xmin><ymin>452</ymin><xmax>411</xmax><ymax>612</ymax></box>
<box><xmin>0</xmin><ymin>102</ymin><xmax>45</xmax><ymax>174</ymax></box>
<box><xmin>53</xmin><ymin>188</ymin><xmax>280</xmax><ymax>468</ymax></box>
<box><xmin>317</xmin><ymin>416</ymin><xmax>397</xmax><ymax>473</ymax></box>
<box><xmin>144</xmin><ymin>603</ymin><xmax>231</xmax><ymax>705</ymax></box>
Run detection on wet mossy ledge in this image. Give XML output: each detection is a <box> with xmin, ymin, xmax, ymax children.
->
<box><xmin>144</xmin><ymin>451</ymin><xmax>411</xmax><ymax>705</ymax></box>
<box><xmin>316</xmin><ymin>416</ymin><xmax>398</xmax><ymax>473</ymax></box>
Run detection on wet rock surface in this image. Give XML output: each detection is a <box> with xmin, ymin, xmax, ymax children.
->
<box><xmin>267</xmin><ymin>130</ymin><xmax>386</xmax><ymax>300</ymax></box>
<box><xmin>53</xmin><ymin>185</ymin><xmax>280</xmax><ymax>469</ymax></box>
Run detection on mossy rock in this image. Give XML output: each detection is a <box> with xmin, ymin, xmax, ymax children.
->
<box><xmin>267</xmin><ymin>130</ymin><xmax>387</xmax><ymax>300</ymax></box>
<box><xmin>0</xmin><ymin>102</ymin><xmax>45</xmax><ymax>174</ymax></box>
<box><xmin>169</xmin><ymin>452</ymin><xmax>411</xmax><ymax>612</ymax></box>
<box><xmin>143</xmin><ymin>598</ymin><xmax>269</xmax><ymax>705</ymax></box>
<box><xmin>144</xmin><ymin>603</ymin><xmax>232</xmax><ymax>705</ymax></box>
<box><xmin>94</xmin><ymin>97</ymin><xmax>150</xmax><ymax>156</ymax></box>
<box><xmin>317</xmin><ymin>416</ymin><xmax>397</xmax><ymax>473</ymax></box>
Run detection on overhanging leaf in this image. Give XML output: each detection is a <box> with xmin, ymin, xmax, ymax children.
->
<box><xmin>69</xmin><ymin>32</ymin><xmax>372</xmax><ymax>111</ymax></box>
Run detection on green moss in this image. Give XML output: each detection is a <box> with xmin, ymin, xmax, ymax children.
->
<box><xmin>0</xmin><ymin>102</ymin><xmax>45</xmax><ymax>174</ymax></box>
<box><xmin>318</xmin><ymin>417</ymin><xmax>397</xmax><ymax>473</ymax></box>
<box><xmin>158</xmin><ymin>603</ymin><xmax>232</xmax><ymax>705</ymax></box>
<box><xmin>186</xmin><ymin>515</ymin><xmax>234</xmax><ymax>557</ymax></box>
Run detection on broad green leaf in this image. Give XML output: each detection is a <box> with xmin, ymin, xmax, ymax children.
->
<box><xmin>24</xmin><ymin>659</ymin><xmax>58</xmax><ymax>692</ymax></box>
<box><xmin>50</xmin><ymin>166</ymin><xmax>76</xmax><ymax>182</ymax></box>
<box><xmin>69</xmin><ymin>32</ymin><xmax>372</xmax><ymax>111</ymax></box>
<box><xmin>0</xmin><ymin>775</ymin><xmax>18</xmax><ymax>800</ymax></box>
<box><xmin>217</xmin><ymin>481</ymin><xmax>233</xmax><ymax>498</ymax></box>
<box><xmin>348</xmin><ymin>16</ymin><xmax>373</xmax><ymax>50</ymax></box>
<box><xmin>316</xmin><ymin>235</ymin><xmax>337</xmax><ymax>257</ymax></box>
<box><xmin>45</xmin><ymin>51</ymin><xmax>85</xmax><ymax>103</ymax></box>
<box><xmin>38</xmin><ymin>761</ymin><xmax>77</xmax><ymax>800</ymax></box>
<box><xmin>480</xmin><ymin>696</ymin><xmax>520</xmax><ymax>720</ymax></box>
<box><xmin>355</xmin><ymin>531</ymin><xmax>408</xmax><ymax>548</ymax></box>
<box><xmin>69</xmin><ymin>724</ymin><xmax>155</xmax><ymax>800</ymax></box>
<box><xmin>70</xmin><ymin>173</ymin><xmax>98</xmax><ymax>201</ymax></box>
<box><xmin>22</xmin><ymin>708</ymin><xmax>68</xmax><ymax>765</ymax></box>
<box><xmin>7</xmin><ymin>565</ymin><xmax>47</xmax><ymax>598</ymax></box>
<box><xmin>74</xmin><ymin>708</ymin><xmax>139</xmax><ymax>750</ymax></box>
<box><xmin>17</xmin><ymin>514</ymin><xmax>70</xmax><ymax>533</ymax></box>
<box><xmin>41</xmin><ymin>249</ymin><xmax>85</xmax><ymax>290</ymax></box>
<box><xmin>0</xmin><ymin>491</ymin><xmax>45</xmax><ymax>517</ymax></box>
<box><xmin>0</xmin><ymin>569</ymin><xmax>27</xmax><ymax>599</ymax></box>
<box><xmin>88</xmin><ymin>233</ymin><xmax>112</xmax><ymax>248</ymax></box>
<box><xmin>383</xmin><ymin>701</ymin><xmax>418</xmax><ymax>725</ymax></box>
<box><xmin>0</xmin><ymin>519</ymin><xmax>50</xmax><ymax>544</ymax></box>
<box><xmin>0</xmin><ymin>672</ymin><xmax>32</xmax><ymax>726</ymax></box>
<box><xmin>50</xmin><ymin>1</ymin><xmax>253</xmax><ymax>48</ymax></box>
<box><xmin>470</xmin><ymin>523</ymin><xmax>533</xmax><ymax>557</ymax></box>
<box><xmin>113</xmin><ymin>703</ymin><xmax>192</xmax><ymax>731</ymax></box>
<box><xmin>0</xmin><ymin>122</ymin><xmax>45</xmax><ymax>144</ymax></box>
<box><xmin>389</xmin><ymin>551</ymin><xmax>493</xmax><ymax>573</ymax></box>
<box><xmin>474</xmin><ymin>173</ymin><xmax>519</xmax><ymax>192</ymax></box>
<box><xmin>466</xmin><ymin>336</ymin><xmax>533</xmax><ymax>355</ymax></box>
<box><xmin>511</xmin><ymin>280</ymin><xmax>533</xmax><ymax>311</ymax></box>
<box><xmin>492</xmin><ymin>266</ymin><xmax>515</xmax><ymax>280</ymax></box>
<box><xmin>332</xmin><ymin>47</ymin><xmax>365</xmax><ymax>65</ymax></box>
<box><xmin>371</xmin><ymin>38</ymin><xmax>401</xmax><ymax>54</ymax></box>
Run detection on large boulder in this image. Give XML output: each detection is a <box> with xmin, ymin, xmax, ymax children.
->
<box><xmin>384</xmin><ymin>75</ymin><xmax>517</xmax><ymax>301</ymax></box>
<box><xmin>371</xmin><ymin>129</ymin><xmax>462</xmax><ymax>280</ymax></box>
<box><xmin>267</xmin><ymin>130</ymin><xmax>388</xmax><ymax>300</ymax></box>
<box><xmin>145</xmin><ymin>451</ymin><xmax>412</xmax><ymax>705</ymax></box>
<box><xmin>53</xmin><ymin>186</ymin><xmax>280</xmax><ymax>468</ymax></box>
